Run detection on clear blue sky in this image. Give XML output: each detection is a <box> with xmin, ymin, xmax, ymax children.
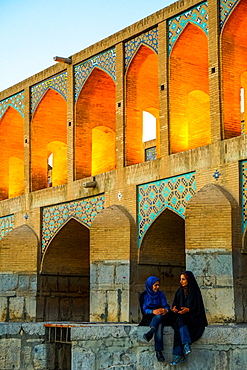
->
<box><xmin>0</xmin><ymin>0</ymin><xmax>174</xmax><ymax>92</ymax></box>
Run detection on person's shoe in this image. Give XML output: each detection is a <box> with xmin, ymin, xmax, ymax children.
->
<box><xmin>143</xmin><ymin>331</ymin><xmax>153</xmax><ymax>342</ymax></box>
<box><xmin>156</xmin><ymin>350</ymin><xmax>165</xmax><ymax>362</ymax></box>
<box><xmin>170</xmin><ymin>355</ymin><xmax>186</xmax><ymax>365</ymax></box>
<box><xmin>183</xmin><ymin>343</ymin><xmax>192</xmax><ymax>355</ymax></box>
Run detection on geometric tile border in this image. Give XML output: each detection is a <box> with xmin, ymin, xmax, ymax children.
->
<box><xmin>125</xmin><ymin>28</ymin><xmax>158</xmax><ymax>69</ymax></box>
<box><xmin>240</xmin><ymin>160</ymin><xmax>247</xmax><ymax>234</ymax></box>
<box><xmin>0</xmin><ymin>215</ymin><xmax>14</xmax><ymax>241</ymax></box>
<box><xmin>0</xmin><ymin>92</ymin><xmax>25</xmax><ymax>119</ymax></box>
<box><xmin>220</xmin><ymin>0</ymin><xmax>239</xmax><ymax>29</ymax></box>
<box><xmin>41</xmin><ymin>195</ymin><xmax>105</xmax><ymax>253</ymax></box>
<box><xmin>168</xmin><ymin>2</ymin><xmax>208</xmax><ymax>55</ymax></box>
<box><xmin>74</xmin><ymin>48</ymin><xmax>116</xmax><ymax>102</ymax></box>
<box><xmin>137</xmin><ymin>172</ymin><xmax>196</xmax><ymax>247</ymax></box>
<box><xmin>31</xmin><ymin>71</ymin><xmax>67</xmax><ymax>115</ymax></box>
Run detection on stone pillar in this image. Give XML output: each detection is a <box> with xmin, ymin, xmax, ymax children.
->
<box><xmin>185</xmin><ymin>184</ymin><xmax>240</xmax><ymax>323</ymax></box>
<box><xmin>90</xmin><ymin>206</ymin><xmax>132</xmax><ymax>322</ymax></box>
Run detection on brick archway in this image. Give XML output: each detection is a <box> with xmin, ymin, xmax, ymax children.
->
<box><xmin>0</xmin><ymin>106</ymin><xmax>24</xmax><ymax>200</ymax></box>
<box><xmin>221</xmin><ymin>0</ymin><xmax>247</xmax><ymax>138</ymax></box>
<box><xmin>38</xmin><ymin>218</ymin><xmax>90</xmax><ymax>322</ymax></box>
<box><xmin>170</xmin><ymin>22</ymin><xmax>210</xmax><ymax>153</ymax></box>
<box><xmin>125</xmin><ymin>44</ymin><xmax>159</xmax><ymax>166</ymax></box>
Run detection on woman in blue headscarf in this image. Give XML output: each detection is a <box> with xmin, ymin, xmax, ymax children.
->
<box><xmin>140</xmin><ymin>276</ymin><xmax>171</xmax><ymax>362</ymax></box>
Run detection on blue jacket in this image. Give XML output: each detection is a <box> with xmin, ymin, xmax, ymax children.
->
<box><xmin>142</xmin><ymin>290</ymin><xmax>170</xmax><ymax>315</ymax></box>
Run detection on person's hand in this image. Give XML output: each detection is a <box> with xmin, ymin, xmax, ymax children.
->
<box><xmin>178</xmin><ymin>307</ymin><xmax>190</xmax><ymax>314</ymax></box>
<box><xmin>153</xmin><ymin>308</ymin><xmax>168</xmax><ymax>315</ymax></box>
<box><xmin>172</xmin><ymin>306</ymin><xmax>178</xmax><ymax>313</ymax></box>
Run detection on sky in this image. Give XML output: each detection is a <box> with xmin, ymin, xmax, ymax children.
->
<box><xmin>0</xmin><ymin>0</ymin><xmax>174</xmax><ymax>92</ymax></box>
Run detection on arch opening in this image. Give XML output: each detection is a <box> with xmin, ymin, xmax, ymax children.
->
<box><xmin>37</xmin><ymin>218</ymin><xmax>90</xmax><ymax>322</ymax></box>
<box><xmin>0</xmin><ymin>106</ymin><xmax>24</xmax><ymax>200</ymax></box>
<box><xmin>222</xmin><ymin>0</ymin><xmax>247</xmax><ymax>138</ymax></box>
<box><xmin>76</xmin><ymin>68</ymin><xmax>116</xmax><ymax>180</ymax></box>
<box><xmin>169</xmin><ymin>23</ymin><xmax>210</xmax><ymax>153</ymax></box>
<box><xmin>31</xmin><ymin>88</ymin><xmax>68</xmax><ymax>191</ymax></box>
<box><xmin>126</xmin><ymin>45</ymin><xmax>159</xmax><ymax>165</ymax></box>
<box><xmin>138</xmin><ymin>208</ymin><xmax>185</xmax><ymax>308</ymax></box>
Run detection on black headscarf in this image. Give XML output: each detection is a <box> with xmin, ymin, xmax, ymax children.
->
<box><xmin>173</xmin><ymin>270</ymin><xmax>208</xmax><ymax>329</ymax></box>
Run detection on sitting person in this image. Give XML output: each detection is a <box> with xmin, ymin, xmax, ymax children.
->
<box><xmin>170</xmin><ymin>270</ymin><xmax>208</xmax><ymax>366</ymax></box>
<box><xmin>139</xmin><ymin>276</ymin><xmax>172</xmax><ymax>362</ymax></box>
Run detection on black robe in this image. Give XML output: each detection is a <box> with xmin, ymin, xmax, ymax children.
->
<box><xmin>172</xmin><ymin>271</ymin><xmax>208</xmax><ymax>343</ymax></box>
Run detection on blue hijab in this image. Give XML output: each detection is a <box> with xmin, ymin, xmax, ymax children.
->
<box><xmin>145</xmin><ymin>276</ymin><xmax>160</xmax><ymax>297</ymax></box>
<box><xmin>142</xmin><ymin>276</ymin><xmax>169</xmax><ymax>314</ymax></box>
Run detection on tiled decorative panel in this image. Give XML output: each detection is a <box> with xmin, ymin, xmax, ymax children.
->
<box><xmin>0</xmin><ymin>92</ymin><xmax>24</xmax><ymax>119</ymax></box>
<box><xmin>145</xmin><ymin>147</ymin><xmax>157</xmax><ymax>161</ymax></box>
<box><xmin>42</xmin><ymin>195</ymin><xmax>104</xmax><ymax>252</ymax></box>
<box><xmin>220</xmin><ymin>0</ymin><xmax>239</xmax><ymax>28</ymax></box>
<box><xmin>168</xmin><ymin>2</ymin><xmax>208</xmax><ymax>55</ymax></box>
<box><xmin>74</xmin><ymin>48</ymin><xmax>116</xmax><ymax>102</ymax></box>
<box><xmin>31</xmin><ymin>72</ymin><xmax>67</xmax><ymax>115</ymax></box>
<box><xmin>125</xmin><ymin>28</ymin><xmax>158</xmax><ymax>69</ymax></box>
<box><xmin>240</xmin><ymin>160</ymin><xmax>247</xmax><ymax>234</ymax></box>
<box><xmin>137</xmin><ymin>172</ymin><xmax>196</xmax><ymax>247</ymax></box>
<box><xmin>0</xmin><ymin>215</ymin><xmax>14</xmax><ymax>241</ymax></box>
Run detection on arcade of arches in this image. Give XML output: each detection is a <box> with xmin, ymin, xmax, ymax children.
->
<box><xmin>1</xmin><ymin>0</ymin><xmax>247</xmax><ymax>326</ymax></box>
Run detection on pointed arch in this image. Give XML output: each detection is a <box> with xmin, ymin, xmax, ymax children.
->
<box><xmin>0</xmin><ymin>106</ymin><xmax>24</xmax><ymax>200</ymax></box>
<box><xmin>76</xmin><ymin>67</ymin><xmax>116</xmax><ymax>179</ymax></box>
<box><xmin>31</xmin><ymin>88</ymin><xmax>67</xmax><ymax>191</ymax></box>
<box><xmin>169</xmin><ymin>22</ymin><xmax>210</xmax><ymax>153</ymax></box>
<box><xmin>38</xmin><ymin>218</ymin><xmax>90</xmax><ymax>321</ymax></box>
<box><xmin>137</xmin><ymin>208</ymin><xmax>185</xmax><ymax>311</ymax></box>
<box><xmin>221</xmin><ymin>0</ymin><xmax>247</xmax><ymax>138</ymax></box>
<box><xmin>140</xmin><ymin>208</ymin><xmax>185</xmax><ymax>266</ymax></box>
<box><xmin>125</xmin><ymin>44</ymin><xmax>159</xmax><ymax>165</ymax></box>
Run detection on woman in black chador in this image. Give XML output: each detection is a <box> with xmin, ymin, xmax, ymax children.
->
<box><xmin>170</xmin><ymin>271</ymin><xmax>208</xmax><ymax>366</ymax></box>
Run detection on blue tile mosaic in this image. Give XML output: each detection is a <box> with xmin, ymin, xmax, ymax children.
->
<box><xmin>125</xmin><ymin>28</ymin><xmax>158</xmax><ymax>69</ymax></box>
<box><xmin>74</xmin><ymin>48</ymin><xmax>116</xmax><ymax>102</ymax></box>
<box><xmin>168</xmin><ymin>2</ymin><xmax>208</xmax><ymax>55</ymax></box>
<box><xmin>42</xmin><ymin>195</ymin><xmax>104</xmax><ymax>252</ymax></box>
<box><xmin>220</xmin><ymin>0</ymin><xmax>239</xmax><ymax>28</ymax></box>
<box><xmin>31</xmin><ymin>72</ymin><xmax>67</xmax><ymax>115</ymax></box>
<box><xmin>0</xmin><ymin>92</ymin><xmax>24</xmax><ymax>119</ymax></box>
<box><xmin>0</xmin><ymin>215</ymin><xmax>14</xmax><ymax>241</ymax></box>
<box><xmin>145</xmin><ymin>147</ymin><xmax>157</xmax><ymax>161</ymax></box>
<box><xmin>137</xmin><ymin>172</ymin><xmax>196</xmax><ymax>247</ymax></box>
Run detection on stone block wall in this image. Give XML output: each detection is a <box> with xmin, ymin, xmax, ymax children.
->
<box><xmin>0</xmin><ymin>273</ymin><xmax>37</xmax><ymax>322</ymax></box>
<box><xmin>71</xmin><ymin>324</ymin><xmax>247</xmax><ymax>370</ymax></box>
<box><xmin>1</xmin><ymin>322</ymin><xmax>247</xmax><ymax>369</ymax></box>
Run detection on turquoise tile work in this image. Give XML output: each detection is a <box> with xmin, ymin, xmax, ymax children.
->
<box><xmin>0</xmin><ymin>92</ymin><xmax>24</xmax><ymax>119</ymax></box>
<box><xmin>137</xmin><ymin>173</ymin><xmax>196</xmax><ymax>247</ymax></box>
<box><xmin>41</xmin><ymin>195</ymin><xmax>104</xmax><ymax>253</ymax></box>
<box><xmin>0</xmin><ymin>215</ymin><xmax>14</xmax><ymax>241</ymax></box>
<box><xmin>125</xmin><ymin>28</ymin><xmax>158</xmax><ymax>69</ymax></box>
<box><xmin>220</xmin><ymin>0</ymin><xmax>239</xmax><ymax>28</ymax></box>
<box><xmin>74</xmin><ymin>48</ymin><xmax>116</xmax><ymax>102</ymax></box>
<box><xmin>31</xmin><ymin>72</ymin><xmax>67</xmax><ymax>115</ymax></box>
<box><xmin>168</xmin><ymin>2</ymin><xmax>208</xmax><ymax>55</ymax></box>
